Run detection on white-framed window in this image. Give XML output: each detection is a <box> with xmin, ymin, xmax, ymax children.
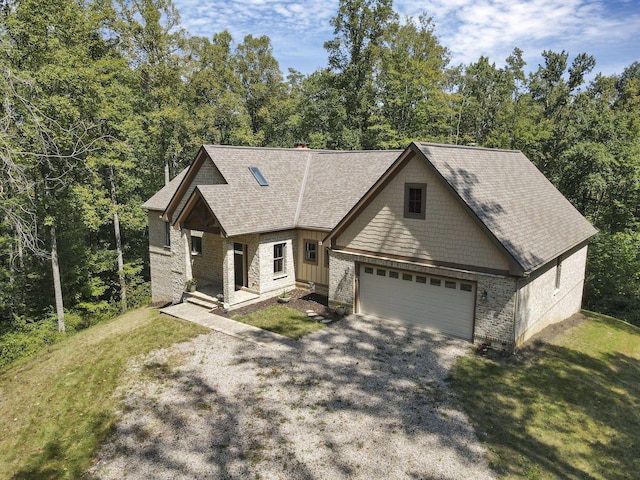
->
<box><xmin>164</xmin><ymin>222</ymin><xmax>171</xmax><ymax>247</ymax></box>
<box><xmin>191</xmin><ymin>236</ymin><xmax>202</xmax><ymax>255</ymax></box>
<box><xmin>555</xmin><ymin>257</ymin><xmax>562</xmax><ymax>291</ymax></box>
<box><xmin>404</xmin><ymin>183</ymin><xmax>427</xmax><ymax>219</ymax></box>
<box><xmin>273</xmin><ymin>243</ymin><xmax>285</xmax><ymax>274</ymax></box>
<box><xmin>304</xmin><ymin>239</ymin><xmax>317</xmax><ymax>265</ymax></box>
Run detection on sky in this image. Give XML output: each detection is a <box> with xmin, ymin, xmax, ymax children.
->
<box><xmin>171</xmin><ymin>0</ymin><xmax>640</xmax><ymax>78</ymax></box>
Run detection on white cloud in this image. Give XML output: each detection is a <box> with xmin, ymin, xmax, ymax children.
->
<box><xmin>173</xmin><ymin>0</ymin><xmax>640</xmax><ymax>76</ymax></box>
<box><xmin>396</xmin><ymin>0</ymin><xmax>640</xmax><ymax>74</ymax></box>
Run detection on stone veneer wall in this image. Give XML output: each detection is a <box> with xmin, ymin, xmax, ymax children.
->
<box><xmin>329</xmin><ymin>249</ymin><xmax>518</xmax><ymax>347</ymax></box>
<box><xmin>190</xmin><ymin>232</ymin><xmax>224</xmax><ymax>286</ymax></box>
<box><xmin>514</xmin><ymin>244</ymin><xmax>588</xmax><ymax>345</ymax></box>
<box><xmin>148</xmin><ymin>211</ymin><xmax>173</xmax><ymax>304</ymax></box>
<box><xmin>219</xmin><ymin>231</ymin><xmax>297</xmax><ymax>306</ymax></box>
<box><xmin>257</xmin><ymin>230</ymin><xmax>297</xmax><ymax>296</ymax></box>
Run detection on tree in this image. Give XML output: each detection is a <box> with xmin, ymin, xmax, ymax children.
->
<box><xmin>233</xmin><ymin>34</ymin><xmax>286</xmax><ymax>145</ymax></box>
<box><xmin>324</xmin><ymin>0</ymin><xmax>398</xmax><ymax>148</ymax></box>
<box><xmin>185</xmin><ymin>32</ymin><xmax>247</xmax><ymax>145</ymax></box>
<box><xmin>376</xmin><ymin>14</ymin><xmax>450</xmax><ymax>147</ymax></box>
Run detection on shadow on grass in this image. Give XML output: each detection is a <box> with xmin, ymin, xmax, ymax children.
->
<box><xmin>449</xmin><ymin>341</ymin><xmax>640</xmax><ymax>479</ymax></box>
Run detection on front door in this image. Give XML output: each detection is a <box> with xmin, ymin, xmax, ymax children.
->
<box><xmin>233</xmin><ymin>243</ymin><xmax>248</xmax><ymax>290</ymax></box>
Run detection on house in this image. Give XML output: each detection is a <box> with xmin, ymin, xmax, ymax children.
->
<box><xmin>143</xmin><ymin>142</ymin><xmax>597</xmax><ymax>348</ymax></box>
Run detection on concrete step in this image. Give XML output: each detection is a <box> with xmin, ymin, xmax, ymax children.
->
<box><xmin>185</xmin><ymin>296</ymin><xmax>218</xmax><ymax>310</ymax></box>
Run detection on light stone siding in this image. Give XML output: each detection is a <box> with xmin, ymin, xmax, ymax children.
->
<box><xmin>149</xmin><ymin>212</ymin><xmax>189</xmax><ymax>304</ymax></box>
<box><xmin>148</xmin><ymin>211</ymin><xmax>173</xmax><ymax>304</ymax></box>
<box><xmin>329</xmin><ymin>249</ymin><xmax>518</xmax><ymax>347</ymax></box>
<box><xmin>168</xmin><ymin>228</ymin><xmax>189</xmax><ymax>304</ymax></box>
<box><xmin>336</xmin><ymin>155</ymin><xmax>510</xmax><ymax>272</ymax></box>
<box><xmin>221</xmin><ymin>234</ymin><xmax>261</xmax><ymax>306</ymax></box>
<box><xmin>256</xmin><ymin>231</ymin><xmax>297</xmax><ymax>296</ymax></box>
<box><xmin>190</xmin><ymin>232</ymin><xmax>224</xmax><ymax>286</ymax></box>
<box><xmin>171</xmin><ymin>158</ymin><xmax>225</xmax><ymax>221</ymax></box>
<box><xmin>515</xmin><ymin>244</ymin><xmax>588</xmax><ymax>346</ymax></box>
<box><xmin>233</xmin><ymin>234</ymin><xmax>261</xmax><ymax>292</ymax></box>
<box><xmin>219</xmin><ymin>231</ymin><xmax>297</xmax><ymax>306</ymax></box>
<box><xmin>328</xmin><ymin>251</ymin><xmax>356</xmax><ymax>311</ymax></box>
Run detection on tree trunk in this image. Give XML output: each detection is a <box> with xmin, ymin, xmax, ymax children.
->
<box><xmin>110</xmin><ymin>165</ymin><xmax>127</xmax><ymax>313</ymax></box>
<box><xmin>50</xmin><ymin>222</ymin><xmax>65</xmax><ymax>332</ymax></box>
<box><xmin>164</xmin><ymin>159</ymin><xmax>170</xmax><ymax>185</ymax></box>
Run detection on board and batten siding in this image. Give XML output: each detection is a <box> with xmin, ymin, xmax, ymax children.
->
<box><xmin>336</xmin><ymin>155</ymin><xmax>511</xmax><ymax>272</ymax></box>
<box><xmin>296</xmin><ymin>229</ymin><xmax>329</xmax><ymax>286</ymax></box>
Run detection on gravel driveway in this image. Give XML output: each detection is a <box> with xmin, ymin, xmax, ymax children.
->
<box><xmin>89</xmin><ymin>315</ymin><xmax>496</xmax><ymax>480</ymax></box>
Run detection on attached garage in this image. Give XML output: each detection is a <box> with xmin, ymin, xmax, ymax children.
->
<box><xmin>358</xmin><ymin>264</ymin><xmax>476</xmax><ymax>340</ymax></box>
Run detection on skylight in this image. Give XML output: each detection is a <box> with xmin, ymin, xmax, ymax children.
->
<box><xmin>249</xmin><ymin>166</ymin><xmax>269</xmax><ymax>186</ymax></box>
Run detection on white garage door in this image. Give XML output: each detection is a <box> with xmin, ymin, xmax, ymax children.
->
<box><xmin>358</xmin><ymin>264</ymin><xmax>475</xmax><ymax>340</ymax></box>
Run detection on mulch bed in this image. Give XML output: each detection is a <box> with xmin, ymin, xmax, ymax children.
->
<box><xmin>218</xmin><ymin>289</ymin><xmax>342</xmax><ymax>321</ymax></box>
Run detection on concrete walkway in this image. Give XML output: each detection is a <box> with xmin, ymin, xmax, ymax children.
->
<box><xmin>160</xmin><ymin>302</ymin><xmax>296</xmax><ymax>349</ymax></box>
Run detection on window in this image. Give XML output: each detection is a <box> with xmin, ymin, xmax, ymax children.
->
<box><xmin>445</xmin><ymin>280</ymin><xmax>456</xmax><ymax>289</ymax></box>
<box><xmin>402</xmin><ymin>273</ymin><xmax>412</xmax><ymax>281</ymax></box>
<box><xmin>364</xmin><ymin>266</ymin><xmax>374</xmax><ymax>274</ymax></box>
<box><xmin>164</xmin><ymin>222</ymin><xmax>171</xmax><ymax>247</ymax></box>
<box><xmin>404</xmin><ymin>183</ymin><xmax>427</xmax><ymax>219</ymax></box>
<box><xmin>376</xmin><ymin>269</ymin><xmax>386</xmax><ymax>276</ymax></box>
<box><xmin>304</xmin><ymin>239</ymin><xmax>317</xmax><ymax>265</ymax></box>
<box><xmin>430</xmin><ymin>278</ymin><xmax>441</xmax><ymax>286</ymax></box>
<box><xmin>273</xmin><ymin>243</ymin><xmax>285</xmax><ymax>274</ymax></box>
<box><xmin>249</xmin><ymin>166</ymin><xmax>269</xmax><ymax>186</ymax></box>
<box><xmin>555</xmin><ymin>257</ymin><xmax>562</xmax><ymax>291</ymax></box>
<box><xmin>460</xmin><ymin>283</ymin><xmax>473</xmax><ymax>292</ymax></box>
<box><xmin>416</xmin><ymin>275</ymin><xmax>427</xmax><ymax>284</ymax></box>
<box><xmin>325</xmin><ymin>247</ymin><xmax>330</xmax><ymax>267</ymax></box>
<box><xmin>191</xmin><ymin>236</ymin><xmax>202</xmax><ymax>255</ymax></box>
<box><xmin>389</xmin><ymin>271</ymin><xmax>399</xmax><ymax>279</ymax></box>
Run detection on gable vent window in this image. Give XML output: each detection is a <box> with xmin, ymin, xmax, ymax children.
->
<box><xmin>249</xmin><ymin>166</ymin><xmax>269</xmax><ymax>186</ymax></box>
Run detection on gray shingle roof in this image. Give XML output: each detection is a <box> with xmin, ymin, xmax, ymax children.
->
<box><xmin>296</xmin><ymin>150</ymin><xmax>401</xmax><ymax>230</ymax></box>
<box><xmin>169</xmin><ymin>146</ymin><xmax>400</xmax><ymax>236</ymax></box>
<box><xmin>141</xmin><ymin>167</ymin><xmax>189</xmax><ymax>211</ymax></box>
<box><xmin>415</xmin><ymin>143</ymin><xmax>598</xmax><ymax>273</ymax></box>
<box><xmin>144</xmin><ymin>142</ymin><xmax>596</xmax><ymax>275</ymax></box>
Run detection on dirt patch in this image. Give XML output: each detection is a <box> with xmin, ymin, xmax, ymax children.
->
<box><xmin>219</xmin><ymin>289</ymin><xmax>342</xmax><ymax>321</ymax></box>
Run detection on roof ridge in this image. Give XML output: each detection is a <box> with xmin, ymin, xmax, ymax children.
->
<box><xmin>418</xmin><ymin>142</ymin><xmax>520</xmax><ymax>153</ymax></box>
<box><xmin>293</xmin><ymin>151</ymin><xmax>312</xmax><ymax>226</ymax></box>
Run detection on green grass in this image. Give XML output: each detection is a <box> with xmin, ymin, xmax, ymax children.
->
<box><xmin>449</xmin><ymin>311</ymin><xmax>640</xmax><ymax>479</ymax></box>
<box><xmin>233</xmin><ymin>305</ymin><xmax>326</xmax><ymax>339</ymax></box>
<box><xmin>0</xmin><ymin>307</ymin><xmax>208</xmax><ymax>480</ymax></box>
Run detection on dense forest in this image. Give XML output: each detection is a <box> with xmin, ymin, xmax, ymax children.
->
<box><xmin>0</xmin><ymin>0</ymin><xmax>638</xmax><ymax>347</ymax></box>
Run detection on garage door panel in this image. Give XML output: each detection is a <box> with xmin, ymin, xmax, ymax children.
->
<box><xmin>359</xmin><ymin>265</ymin><xmax>474</xmax><ymax>340</ymax></box>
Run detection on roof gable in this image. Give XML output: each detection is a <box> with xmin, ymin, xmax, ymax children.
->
<box><xmin>326</xmin><ymin>142</ymin><xmax>597</xmax><ymax>275</ymax></box>
<box><xmin>415</xmin><ymin>143</ymin><xmax>597</xmax><ymax>273</ymax></box>
<box><xmin>157</xmin><ymin>145</ymin><xmax>400</xmax><ymax>236</ymax></box>
<box><xmin>141</xmin><ymin>167</ymin><xmax>189</xmax><ymax>212</ymax></box>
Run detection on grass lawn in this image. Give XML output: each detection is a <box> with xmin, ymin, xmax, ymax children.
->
<box><xmin>233</xmin><ymin>305</ymin><xmax>326</xmax><ymax>339</ymax></box>
<box><xmin>449</xmin><ymin>311</ymin><xmax>640</xmax><ymax>479</ymax></box>
<box><xmin>0</xmin><ymin>307</ymin><xmax>208</xmax><ymax>480</ymax></box>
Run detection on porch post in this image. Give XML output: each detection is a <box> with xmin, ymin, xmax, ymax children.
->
<box><xmin>183</xmin><ymin>230</ymin><xmax>193</xmax><ymax>282</ymax></box>
<box><xmin>222</xmin><ymin>238</ymin><xmax>234</xmax><ymax>307</ymax></box>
